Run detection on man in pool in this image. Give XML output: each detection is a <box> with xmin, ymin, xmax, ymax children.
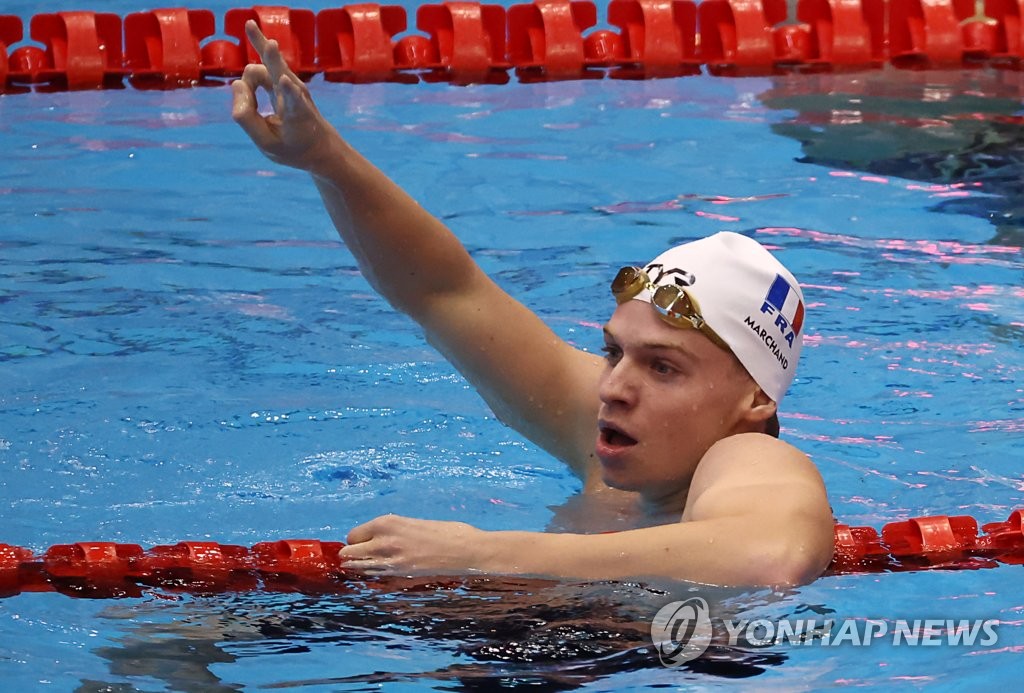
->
<box><xmin>232</xmin><ymin>22</ymin><xmax>833</xmax><ymax>587</ymax></box>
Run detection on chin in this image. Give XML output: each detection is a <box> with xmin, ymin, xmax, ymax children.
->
<box><xmin>600</xmin><ymin>467</ymin><xmax>643</xmax><ymax>493</ymax></box>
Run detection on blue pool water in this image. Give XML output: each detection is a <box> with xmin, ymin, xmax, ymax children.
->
<box><xmin>3</xmin><ymin>1</ymin><xmax>1024</xmax><ymax>689</ymax></box>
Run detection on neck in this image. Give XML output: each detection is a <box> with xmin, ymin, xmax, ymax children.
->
<box><xmin>638</xmin><ymin>486</ymin><xmax>689</xmax><ymax>524</ymax></box>
<box><xmin>583</xmin><ymin>468</ymin><xmax>690</xmax><ymax>527</ymax></box>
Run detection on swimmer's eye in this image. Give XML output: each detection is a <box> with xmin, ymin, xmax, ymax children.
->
<box><xmin>650</xmin><ymin>360</ymin><xmax>677</xmax><ymax>376</ymax></box>
<box><xmin>600</xmin><ymin>345</ymin><xmax>622</xmax><ymax>365</ymax></box>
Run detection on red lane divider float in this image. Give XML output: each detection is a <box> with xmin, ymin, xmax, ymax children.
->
<box><xmin>318</xmin><ymin>4</ymin><xmax>414</xmax><ymax>83</ymax></box>
<box><xmin>2</xmin><ymin>0</ymin><xmax>1024</xmax><ymax>92</ymax></box>
<box><xmin>0</xmin><ymin>509</ymin><xmax>1021</xmax><ymax>598</ymax></box>
<box><xmin>0</xmin><ymin>538</ymin><xmax>350</xmax><ymax>599</ymax></box>
<box><xmin>4</xmin><ymin>11</ymin><xmax>126</xmax><ymax>90</ymax></box>
<box><xmin>125</xmin><ymin>9</ymin><xmax>216</xmax><ymax>87</ymax></box>
<box><xmin>829</xmin><ymin>508</ymin><xmax>1024</xmax><ymax>575</ymax></box>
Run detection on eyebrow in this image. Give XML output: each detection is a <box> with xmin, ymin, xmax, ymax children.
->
<box><xmin>602</xmin><ymin>326</ymin><xmax>699</xmax><ymax>360</ymax></box>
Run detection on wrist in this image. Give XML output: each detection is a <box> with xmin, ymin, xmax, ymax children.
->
<box><xmin>474</xmin><ymin>530</ymin><xmax>536</xmax><ymax>576</ymax></box>
<box><xmin>305</xmin><ymin>125</ymin><xmax>351</xmax><ymax>179</ymax></box>
<box><xmin>467</xmin><ymin>526</ymin><xmax>500</xmax><ymax>573</ymax></box>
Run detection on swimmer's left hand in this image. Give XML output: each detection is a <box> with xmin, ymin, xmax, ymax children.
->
<box><xmin>339</xmin><ymin>514</ymin><xmax>487</xmax><ymax>577</ymax></box>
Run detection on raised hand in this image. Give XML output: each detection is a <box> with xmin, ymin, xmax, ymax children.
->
<box><xmin>231</xmin><ymin>20</ymin><xmax>339</xmax><ymax>172</ymax></box>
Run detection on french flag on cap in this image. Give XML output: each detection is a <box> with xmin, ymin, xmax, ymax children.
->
<box><xmin>762</xmin><ymin>274</ymin><xmax>804</xmax><ymax>342</ymax></box>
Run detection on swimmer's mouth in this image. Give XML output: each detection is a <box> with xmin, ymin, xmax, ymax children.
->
<box><xmin>599</xmin><ymin>422</ymin><xmax>638</xmax><ymax>447</ymax></box>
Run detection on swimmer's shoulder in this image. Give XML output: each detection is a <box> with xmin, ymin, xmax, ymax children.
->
<box><xmin>689</xmin><ymin>432</ymin><xmax>825</xmax><ymax>499</ymax></box>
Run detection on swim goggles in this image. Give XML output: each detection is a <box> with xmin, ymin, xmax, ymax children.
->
<box><xmin>610</xmin><ymin>266</ymin><xmax>731</xmax><ymax>352</ymax></box>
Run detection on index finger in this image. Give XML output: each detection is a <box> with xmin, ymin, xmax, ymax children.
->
<box><xmin>345</xmin><ymin>514</ymin><xmax>402</xmax><ymax>545</ymax></box>
<box><xmin>345</xmin><ymin>517</ymin><xmax>379</xmax><ymax>545</ymax></box>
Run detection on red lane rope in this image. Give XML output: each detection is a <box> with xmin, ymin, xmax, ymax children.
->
<box><xmin>0</xmin><ymin>539</ymin><xmax>349</xmax><ymax>599</ymax></box>
<box><xmin>2</xmin><ymin>509</ymin><xmax>1022</xmax><ymax>598</ymax></box>
<box><xmin>1</xmin><ymin>0</ymin><xmax>1021</xmax><ymax>92</ymax></box>
<box><xmin>830</xmin><ymin>508</ymin><xmax>1024</xmax><ymax>574</ymax></box>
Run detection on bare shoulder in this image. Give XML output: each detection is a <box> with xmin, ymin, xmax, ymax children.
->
<box><xmin>695</xmin><ymin>432</ymin><xmax>821</xmax><ymax>484</ymax></box>
<box><xmin>684</xmin><ymin>432</ymin><xmax>830</xmax><ymax>521</ymax></box>
<box><xmin>680</xmin><ymin>433</ymin><xmax>834</xmax><ymax>583</ymax></box>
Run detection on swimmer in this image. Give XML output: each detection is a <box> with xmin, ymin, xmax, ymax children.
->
<box><xmin>231</xmin><ymin>22</ymin><xmax>833</xmax><ymax>587</ymax></box>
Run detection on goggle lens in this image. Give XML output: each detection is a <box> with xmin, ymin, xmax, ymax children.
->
<box><xmin>609</xmin><ymin>266</ymin><xmax>728</xmax><ymax>352</ymax></box>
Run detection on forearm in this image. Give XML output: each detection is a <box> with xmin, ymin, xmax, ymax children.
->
<box><xmin>479</xmin><ymin>518</ymin><xmax>829</xmax><ymax>587</ymax></box>
<box><xmin>234</xmin><ymin>22</ymin><xmax>481</xmax><ymax>320</ymax></box>
<box><xmin>309</xmin><ymin>134</ymin><xmax>481</xmax><ymax>316</ymax></box>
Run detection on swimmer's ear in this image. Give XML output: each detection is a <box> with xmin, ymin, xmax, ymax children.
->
<box><xmin>738</xmin><ymin>387</ymin><xmax>778</xmax><ymax>432</ymax></box>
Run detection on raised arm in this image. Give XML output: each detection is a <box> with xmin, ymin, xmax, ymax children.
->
<box><xmin>231</xmin><ymin>22</ymin><xmax>603</xmax><ymax>473</ymax></box>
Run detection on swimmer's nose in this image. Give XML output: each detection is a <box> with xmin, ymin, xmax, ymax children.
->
<box><xmin>598</xmin><ymin>358</ymin><xmax>636</xmax><ymax>408</ymax></box>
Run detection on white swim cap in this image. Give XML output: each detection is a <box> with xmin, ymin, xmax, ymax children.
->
<box><xmin>632</xmin><ymin>232</ymin><xmax>805</xmax><ymax>404</ymax></box>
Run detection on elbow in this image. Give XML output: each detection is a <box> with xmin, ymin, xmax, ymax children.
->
<box><xmin>752</xmin><ymin>536</ymin><xmax>834</xmax><ymax>587</ymax></box>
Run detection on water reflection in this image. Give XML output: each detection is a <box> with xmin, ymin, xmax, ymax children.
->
<box><xmin>84</xmin><ymin>579</ymin><xmax>805</xmax><ymax>691</ymax></box>
<box><xmin>760</xmin><ymin>67</ymin><xmax>1024</xmax><ymax>246</ymax></box>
